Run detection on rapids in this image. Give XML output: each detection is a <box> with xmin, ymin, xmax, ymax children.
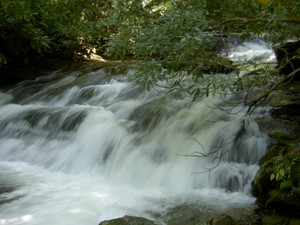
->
<box><xmin>0</xmin><ymin>42</ymin><xmax>274</xmax><ymax>225</ymax></box>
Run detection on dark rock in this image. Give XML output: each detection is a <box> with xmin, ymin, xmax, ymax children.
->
<box><xmin>260</xmin><ymin>213</ymin><xmax>290</xmax><ymax>225</ymax></box>
<box><xmin>99</xmin><ymin>215</ymin><xmax>157</xmax><ymax>225</ymax></box>
<box><xmin>266</xmin><ymin>192</ymin><xmax>300</xmax><ymax>217</ymax></box>
<box><xmin>255</xmin><ymin>195</ymin><xmax>269</xmax><ymax>209</ymax></box>
<box><xmin>273</xmin><ymin>40</ymin><xmax>300</xmax><ymax>80</ymax></box>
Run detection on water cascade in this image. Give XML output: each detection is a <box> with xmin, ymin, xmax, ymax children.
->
<box><xmin>0</xmin><ymin>42</ymin><xmax>274</xmax><ymax>225</ymax></box>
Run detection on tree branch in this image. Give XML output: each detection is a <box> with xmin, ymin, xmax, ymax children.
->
<box><xmin>212</xmin><ymin>17</ymin><xmax>300</xmax><ymax>30</ymax></box>
<box><xmin>246</xmin><ymin>68</ymin><xmax>300</xmax><ymax>115</ymax></box>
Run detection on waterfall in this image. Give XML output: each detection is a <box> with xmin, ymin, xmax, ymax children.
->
<box><xmin>0</xmin><ymin>43</ymin><xmax>273</xmax><ymax>225</ymax></box>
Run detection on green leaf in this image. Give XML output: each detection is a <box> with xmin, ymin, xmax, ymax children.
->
<box><xmin>280</xmin><ymin>180</ymin><xmax>293</xmax><ymax>190</ymax></box>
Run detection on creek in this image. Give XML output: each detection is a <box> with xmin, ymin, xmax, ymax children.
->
<box><xmin>0</xmin><ymin>41</ymin><xmax>275</xmax><ymax>225</ymax></box>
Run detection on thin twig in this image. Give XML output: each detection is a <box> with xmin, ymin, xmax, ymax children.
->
<box><xmin>246</xmin><ymin>68</ymin><xmax>300</xmax><ymax>115</ymax></box>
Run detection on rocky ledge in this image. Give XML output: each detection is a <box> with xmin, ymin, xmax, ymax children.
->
<box><xmin>98</xmin><ymin>209</ymin><xmax>300</xmax><ymax>225</ymax></box>
<box><xmin>252</xmin><ymin>80</ymin><xmax>300</xmax><ymax>217</ymax></box>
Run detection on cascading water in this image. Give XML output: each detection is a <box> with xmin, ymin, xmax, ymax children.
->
<box><xmin>0</xmin><ymin>42</ymin><xmax>274</xmax><ymax>225</ymax></box>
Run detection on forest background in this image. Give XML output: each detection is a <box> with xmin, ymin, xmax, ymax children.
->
<box><xmin>0</xmin><ymin>0</ymin><xmax>299</xmax><ymax>98</ymax></box>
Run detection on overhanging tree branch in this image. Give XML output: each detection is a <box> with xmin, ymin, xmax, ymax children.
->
<box><xmin>212</xmin><ymin>17</ymin><xmax>300</xmax><ymax>30</ymax></box>
<box><xmin>246</xmin><ymin>68</ymin><xmax>300</xmax><ymax>115</ymax></box>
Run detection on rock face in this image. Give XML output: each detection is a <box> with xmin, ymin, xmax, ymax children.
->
<box><xmin>252</xmin><ymin>81</ymin><xmax>300</xmax><ymax>217</ymax></box>
<box><xmin>273</xmin><ymin>40</ymin><xmax>300</xmax><ymax>80</ymax></box>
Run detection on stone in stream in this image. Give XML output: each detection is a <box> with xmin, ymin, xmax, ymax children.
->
<box><xmin>99</xmin><ymin>215</ymin><xmax>158</xmax><ymax>225</ymax></box>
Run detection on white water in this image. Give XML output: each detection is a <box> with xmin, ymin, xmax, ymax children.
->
<box><xmin>0</xmin><ymin>43</ymin><xmax>272</xmax><ymax>225</ymax></box>
<box><xmin>225</xmin><ymin>39</ymin><xmax>276</xmax><ymax>63</ymax></box>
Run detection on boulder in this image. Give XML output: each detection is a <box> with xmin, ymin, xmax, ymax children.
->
<box><xmin>99</xmin><ymin>215</ymin><xmax>157</xmax><ymax>225</ymax></box>
<box><xmin>207</xmin><ymin>209</ymin><xmax>261</xmax><ymax>225</ymax></box>
<box><xmin>166</xmin><ymin>204</ymin><xmax>209</xmax><ymax>225</ymax></box>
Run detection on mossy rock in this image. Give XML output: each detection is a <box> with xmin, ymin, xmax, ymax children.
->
<box><xmin>207</xmin><ymin>209</ymin><xmax>261</xmax><ymax>225</ymax></box>
<box><xmin>252</xmin><ymin>158</ymin><xmax>278</xmax><ymax>196</ymax></box>
<box><xmin>252</xmin><ymin>79</ymin><xmax>300</xmax><ymax>217</ymax></box>
<box><xmin>209</xmin><ymin>214</ymin><xmax>234</xmax><ymax>225</ymax></box>
<box><xmin>252</xmin><ymin>153</ymin><xmax>300</xmax><ymax>216</ymax></box>
<box><xmin>258</xmin><ymin>131</ymin><xmax>299</xmax><ymax>166</ymax></box>
<box><xmin>166</xmin><ymin>204</ymin><xmax>210</xmax><ymax>225</ymax></box>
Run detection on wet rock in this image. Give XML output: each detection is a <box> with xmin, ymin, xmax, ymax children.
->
<box><xmin>251</xmin><ymin>124</ymin><xmax>300</xmax><ymax>216</ymax></box>
<box><xmin>207</xmin><ymin>208</ymin><xmax>300</xmax><ymax>225</ymax></box>
<box><xmin>166</xmin><ymin>204</ymin><xmax>210</xmax><ymax>225</ymax></box>
<box><xmin>207</xmin><ymin>208</ymin><xmax>262</xmax><ymax>225</ymax></box>
<box><xmin>99</xmin><ymin>215</ymin><xmax>157</xmax><ymax>225</ymax></box>
<box><xmin>224</xmin><ymin>208</ymin><xmax>258</xmax><ymax>223</ymax></box>
<box><xmin>209</xmin><ymin>214</ymin><xmax>234</xmax><ymax>225</ymax></box>
<box><xmin>260</xmin><ymin>213</ymin><xmax>300</xmax><ymax>225</ymax></box>
<box><xmin>252</xmin><ymin>81</ymin><xmax>300</xmax><ymax>217</ymax></box>
<box><xmin>266</xmin><ymin>192</ymin><xmax>300</xmax><ymax>216</ymax></box>
<box><xmin>252</xmin><ymin>143</ymin><xmax>300</xmax><ymax>216</ymax></box>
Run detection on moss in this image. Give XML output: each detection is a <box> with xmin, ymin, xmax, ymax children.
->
<box><xmin>258</xmin><ymin>145</ymin><xmax>281</xmax><ymax>166</ymax></box>
<box><xmin>272</xmin><ymin>131</ymin><xmax>294</xmax><ymax>145</ymax></box>
<box><xmin>271</xmin><ymin>155</ymin><xmax>300</xmax><ymax>193</ymax></box>
<box><xmin>252</xmin><ymin>77</ymin><xmax>300</xmax><ymax>216</ymax></box>
<box><xmin>253</xmin><ymin>153</ymin><xmax>300</xmax><ymax>215</ymax></box>
<box><xmin>252</xmin><ymin>158</ymin><xmax>278</xmax><ymax>196</ymax></box>
<box><xmin>292</xmin><ymin>187</ymin><xmax>300</xmax><ymax>197</ymax></box>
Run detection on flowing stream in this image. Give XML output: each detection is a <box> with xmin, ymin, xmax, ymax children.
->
<box><xmin>0</xmin><ymin>42</ymin><xmax>274</xmax><ymax>225</ymax></box>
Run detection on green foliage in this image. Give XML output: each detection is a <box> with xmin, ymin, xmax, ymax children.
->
<box><xmin>105</xmin><ymin>0</ymin><xmax>300</xmax><ymax>99</ymax></box>
<box><xmin>206</xmin><ymin>0</ymin><xmax>300</xmax><ymax>42</ymax></box>
<box><xmin>0</xmin><ymin>0</ymin><xmax>51</xmax><ymax>59</ymax></box>
<box><xmin>0</xmin><ymin>53</ymin><xmax>7</xmax><ymax>66</ymax></box>
<box><xmin>1</xmin><ymin>0</ymin><xmax>299</xmax><ymax>99</ymax></box>
<box><xmin>0</xmin><ymin>0</ymin><xmax>113</xmax><ymax>65</ymax></box>
<box><xmin>106</xmin><ymin>0</ymin><xmax>240</xmax><ymax>99</ymax></box>
<box><xmin>270</xmin><ymin>156</ymin><xmax>300</xmax><ymax>192</ymax></box>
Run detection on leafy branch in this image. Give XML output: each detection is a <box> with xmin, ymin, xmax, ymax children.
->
<box><xmin>215</xmin><ymin>17</ymin><xmax>300</xmax><ymax>28</ymax></box>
